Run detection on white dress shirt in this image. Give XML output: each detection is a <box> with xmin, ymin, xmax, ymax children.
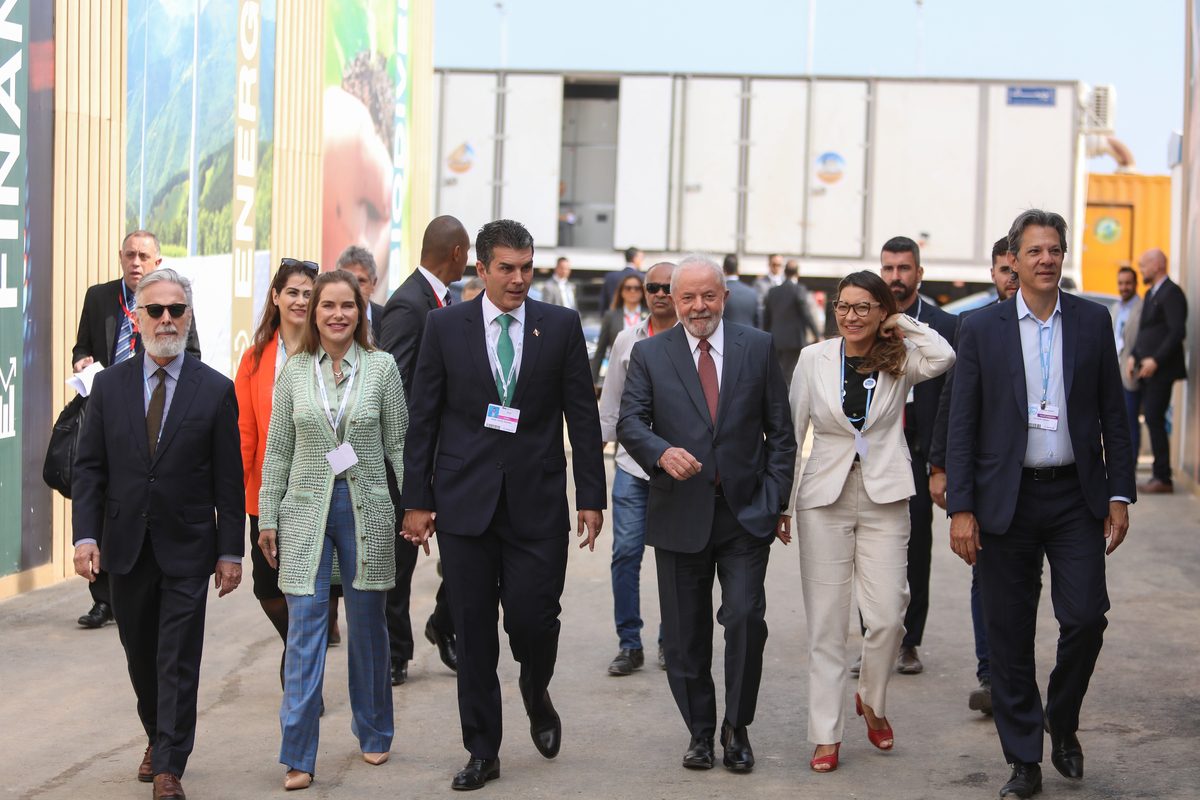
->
<box><xmin>683</xmin><ymin>320</ymin><xmax>724</xmax><ymax>389</ymax></box>
<box><xmin>1113</xmin><ymin>297</ymin><xmax>1136</xmax><ymax>352</ymax></box>
<box><xmin>554</xmin><ymin>277</ymin><xmax>575</xmax><ymax>309</ymax></box>
<box><xmin>481</xmin><ymin>293</ymin><xmax>525</xmax><ymax>394</ymax></box>
<box><xmin>1016</xmin><ymin>290</ymin><xmax>1073</xmax><ymax>468</ymax></box>
<box><xmin>417</xmin><ymin>265</ymin><xmax>451</xmax><ymax>306</ymax></box>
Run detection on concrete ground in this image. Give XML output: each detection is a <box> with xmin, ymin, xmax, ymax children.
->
<box><xmin>3</xmin><ymin>458</ymin><xmax>1199</xmax><ymax>800</ymax></box>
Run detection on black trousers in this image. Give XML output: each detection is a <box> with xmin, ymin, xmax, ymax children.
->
<box><xmin>108</xmin><ymin>538</ymin><xmax>210</xmax><ymax>777</ymax></box>
<box><xmin>777</xmin><ymin>348</ymin><xmax>802</xmax><ymax>388</ymax></box>
<box><xmin>438</xmin><ymin>493</ymin><xmax>567</xmax><ymax>759</ymax></box>
<box><xmin>903</xmin><ymin>451</ymin><xmax>933</xmax><ymax>647</ymax></box>
<box><xmin>977</xmin><ymin>474</ymin><xmax>1109</xmax><ymax>765</ymax></box>
<box><xmin>89</xmin><ymin>567</ymin><xmax>111</xmax><ymax>605</ymax></box>
<box><xmin>386</xmin><ymin>528</ymin><xmax>454</xmax><ymax>664</ymax></box>
<box><xmin>655</xmin><ymin>496</ymin><xmax>771</xmax><ymax>739</ymax></box>
<box><xmin>1140</xmin><ymin>374</ymin><xmax>1175</xmax><ymax>481</ymax></box>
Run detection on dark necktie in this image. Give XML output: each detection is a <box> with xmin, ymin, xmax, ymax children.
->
<box><xmin>146</xmin><ymin>368</ymin><xmax>166</xmax><ymax>458</ymax></box>
<box><xmin>443</xmin><ymin>291</ymin><xmax>452</xmax><ymax>307</ymax></box>
<box><xmin>697</xmin><ymin>338</ymin><xmax>719</xmax><ymax>424</ymax></box>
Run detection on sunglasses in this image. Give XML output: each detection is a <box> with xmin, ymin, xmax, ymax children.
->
<box><xmin>143</xmin><ymin>303</ymin><xmax>189</xmax><ymax>319</ymax></box>
<box><xmin>644</xmin><ymin>282</ymin><xmax>670</xmax><ymax>295</ymax></box>
<box><xmin>280</xmin><ymin>257</ymin><xmax>319</xmax><ymax>275</ymax></box>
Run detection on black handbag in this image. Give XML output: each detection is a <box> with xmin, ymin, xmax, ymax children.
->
<box><xmin>43</xmin><ymin>394</ymin><xmax>89</xmax><ymax>498</ymax></box>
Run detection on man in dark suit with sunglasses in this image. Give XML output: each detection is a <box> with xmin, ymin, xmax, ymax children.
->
<box><xmin>73</xmin><ymin>268</ymin><xmax>242</xmax><ymax>799</ymax></box>
<box><xmin>69</xmin><ymin>230</ymin><xmax>201</xmax><ymax>630</ymax></box>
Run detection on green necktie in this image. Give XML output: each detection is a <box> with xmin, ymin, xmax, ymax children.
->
<box><xmin>495</xmin><ymin>313</ymin><xmax>514</xmax><ymax>404</ymax></box>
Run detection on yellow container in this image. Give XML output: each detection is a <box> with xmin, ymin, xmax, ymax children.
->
<box><xmin>1082</xmin><ymin>173</ymin><xmax>1172</xmax><ymax>294</ymax></box>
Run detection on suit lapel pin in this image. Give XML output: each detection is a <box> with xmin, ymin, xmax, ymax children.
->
<box><xmin>533</xmin><ymin>329</ymin><xmax>540</xmax><ymax>337</ymax></box>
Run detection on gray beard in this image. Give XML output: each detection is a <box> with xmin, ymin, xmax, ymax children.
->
<box><xmin>143</xmin><ymin>320</ymin><xmax>191</xmax><ymax>359</ymax></box>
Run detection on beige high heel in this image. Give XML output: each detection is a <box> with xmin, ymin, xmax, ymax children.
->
<box><xmin>284</xmin><ymin>770</ymin><xmax>313</xmax><ymax>790</ymax></box>
<box><xmin>362</xmin><ymin>752</ymin><xmax>389</xmax><ymax>765</ymax></box>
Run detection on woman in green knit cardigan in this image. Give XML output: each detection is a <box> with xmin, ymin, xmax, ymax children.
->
<box><xmin>257</xmin><ymin>270</ymin><xmax>408</xmax><ymax>789</ymax></box>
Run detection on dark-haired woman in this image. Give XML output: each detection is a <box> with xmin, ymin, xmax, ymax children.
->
<box><xmin>235</xmin><ymin>260</ymin><xmax>319</xmax><ymax>680</ymax></box>
<box><xmin>783</xmin><ymin>271</ymin><xmax>953</xmax><ymax>773</ymax></box>
<box><xmin>258</xmin><ymin>270</ymin><xmax>408</xmax><ymax>789</ymax></box>
<box><xmin>591</xmin><ymin>272</ymin><xmax>646</xmax><ymax>388</ymax></box>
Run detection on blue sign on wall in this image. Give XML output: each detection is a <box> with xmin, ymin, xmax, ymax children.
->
<box><xmin>1007</xmin><ymin>86</ymin><xmax>1057</xmax><ymax>106</ymax></box>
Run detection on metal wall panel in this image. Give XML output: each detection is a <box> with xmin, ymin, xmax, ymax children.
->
<box><xmin>613</xmin><ymin>76</ymin><xmax>673</xmax><ymax>251</ymax></box>
<box><xmin>805</xmin><ymin>80</ymin><xmax>868</xmax><ymax>258</ymax></box>
<box><xmin>744</xmin><ymin>79</ymin><xmax>808</xmax><ymax>255</ymax></box>
<box><xmin>679</xmin><ymin>77</ymin><xmax>742</xmax><ymax>254</ymax></box>
<box><xmin>500</xmin><ymin>74</ymin><xmax>564</xmax><ymax>246</ymax></box>
<box><xmin>870</xmin><ymin>82</ymin><xmax>981</xmax><ymax>262</ymax></box>
<box><xmin>436</xmin><ymin>72</ymin><xmax>497</xmax><ymax>235</ymax></box>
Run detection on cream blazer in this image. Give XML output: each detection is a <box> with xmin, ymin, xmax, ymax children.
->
<box><xmin>786</xmin><ymin>314</ymin><xmax>955</xmax><ymax>512</ymax></box>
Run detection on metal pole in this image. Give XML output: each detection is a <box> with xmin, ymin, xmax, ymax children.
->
<box><xmin>186</xmin><ymin>0</ymin><xmax>200</xmax><ymax>256</ymax></box>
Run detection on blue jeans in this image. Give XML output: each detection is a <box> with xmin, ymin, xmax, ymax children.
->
<box><xmin>1124</xmin><ymin>388</ymin><xmax>1141</xmax><ymax>458</ymax></box>
<box><xmin>610</xmin><ymin>467</ymin><xmax>661</xmax><ymax>651</ymax></box>
<box><xmin>970</xmin><ymin>564</ymin><xmax>989</xmax><ymax>680</ymax></box>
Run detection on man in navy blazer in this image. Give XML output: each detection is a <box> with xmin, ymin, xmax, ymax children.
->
<box><xmin>946</xmin><ymin>210</ymin><xmax>1134</xmax><ymax>799</ymax></box>
<box><xmin>401</xmin><ymin>219</ymin><xmax>606</xmax><ymax>791</ymax></box>
<box><xmin>618</xmin><ymin>256</ymin><xmax>795</xmax><ymax>773</ymax></box>
<box><xmin>72</xmin><ymin>269</ymin><xmax>243</xmax><ymax>798</ymax></box>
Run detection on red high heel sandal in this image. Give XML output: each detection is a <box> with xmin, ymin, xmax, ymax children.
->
<box><xmin>810</xmin><ymin>743</ymin><xmax>840</xmax><ymax>772</ymax></box>
<box><xmin>856</xmin><ymin>693</ymin><xmax>894</xmax><ymax>750</ymax></box>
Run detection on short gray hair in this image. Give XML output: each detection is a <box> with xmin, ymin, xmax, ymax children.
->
<box><xmin>670</xmin><ymin>254</ymin><xmax>724</xmax><ymax>295</ymax></box>
<box><xmin>1007</xmin><ymin>209</ymin><xmax>1068</xmax><ymax>256</ymax></box>
<box><xmin>336</xmin><ymin>245</ymin><xmax>377</xmax><ymax>281</ymax></box>
<box><xmin>136</xmin><ymin>267</ymin><xmax>193</xmax><ymax>307</ymax></box>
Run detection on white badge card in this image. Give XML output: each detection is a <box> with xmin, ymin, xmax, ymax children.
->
<box><xmin>325</xmin><ymin>442</ymin><xmax>359</xmax><ymax>473</ymax></box>
<box><xmin>854</xmin><ymin>430</ymin><xmax>870</xmax><ymax>459</ymax></box>
<box><xmin>906</xmin><ymin>386</ymin><xmax>916</xmax><ymax>405</ymax></box>
<box><xmin>484</xmin><ymin>403</ymin><xmax>521</xmax><ymax>433</ymax></box>
<box><xmin>1028</xmin><ymin>404</ymin><xmax>1060</xmax><ymax>431</ymax></box>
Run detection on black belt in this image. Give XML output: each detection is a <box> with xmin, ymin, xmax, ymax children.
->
<box><xmin>1022</xmin><ymin>463</ymin><xmax>1076</xmax><ymax>482</ymax></box>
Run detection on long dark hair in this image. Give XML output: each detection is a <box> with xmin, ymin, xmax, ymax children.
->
<box><xmin>300</xmin><ymin>270</ymin><xmax>374</xmax><ymax>354</ymax></box>
<box><xmin>611</xmin><ymin>272</ymin><xmax>646</xmax><ymax>311</ymax></box>
<box><xmin>836</xmin><ymin>271</ymin><xmax>906</xmax><ymax>377</ymax></box>
<box><xmin>249</xmin><ymin>260</ymin><xmax>317</xmax><ymax>368</ymax></box>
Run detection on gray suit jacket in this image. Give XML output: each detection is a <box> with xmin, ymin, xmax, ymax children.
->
<box><xmin>724</xmin><ymin>278</ymin><xmax>761</xmax><ymax>328</ymax></box>
<box><xmin>1112</xmin><ymin>296</ymin><xmax>1142</xmax><ymax>392</ymax></box>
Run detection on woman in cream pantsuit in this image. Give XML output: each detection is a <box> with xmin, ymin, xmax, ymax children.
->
<box><xmin>784</xmin><ymin>271</ymin><xmax>954</xmax><ymax>773</ymax></box>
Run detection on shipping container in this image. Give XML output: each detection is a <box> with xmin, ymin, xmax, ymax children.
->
<box><xmin>1081</xmin><ymin>173</ymin><xmax>1173</xmax><ymax>294</ymax></box>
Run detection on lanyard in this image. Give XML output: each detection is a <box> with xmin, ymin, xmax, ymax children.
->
<box><xmin>905</xmin><ymin>295</ymin><xmax>923</xmax><ymax>320</ymax></box>
<box><xmin>840</xmin><ymin>340</ymin><xmax>876</xmax><ymax>426</ymax></box>
<box><xmin>1037</xmin><ymin>316</ymin><xmax>1054</xmax><ymax>408</ymax></box>
<box><xmin>314</xmin><ymin>354</ymin><xmax>356</xmax><ymax>438</ymax></box>
<box><xmin>491</xmin><ymin>341</ymin><xmax>518</xmax><ymax>404</ymax></box>
<box><xmin>118</xmin><ymin>287</ymin><xmax>140</xmax><ymax>356</ymax></box>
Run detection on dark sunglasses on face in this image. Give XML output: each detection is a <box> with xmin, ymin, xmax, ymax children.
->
<box><xmin>644</xmin><ymin>283</ymin><xmax>670</xmax><ymax>295</ymax></box>
<box><xmin>280</xmin><ymin>257</ymin><xmax>319</xmax><ymax>275</ymax></box>
<box><xmin>144</xmin><ymin>303</ymin><xmax>189</xmax><ymax>319</ymax></box>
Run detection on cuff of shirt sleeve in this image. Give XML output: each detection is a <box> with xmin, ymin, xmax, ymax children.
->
<box><xmin>1109</xmin><ymin>496</ymin><xmax>1131</xmax><ymax>504</ymax></box>
<box><xmin>218</xmin><ymin>555</ymin><xmax>242</xmax><ymax>563</ymax></box>
<box><xmin>75</xmin><ymin>538</ymin><xmax>97</xmax><ymax>547</ymax></box>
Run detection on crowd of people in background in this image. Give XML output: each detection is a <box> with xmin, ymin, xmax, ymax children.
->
<box><xmin>64</xmin><ymin>205</ymin><xmax>1185</xmax><ymax>799</ymax></box>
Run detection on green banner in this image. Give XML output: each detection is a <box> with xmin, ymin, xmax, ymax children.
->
<box><xmin>0</xmin><ymin>0</ymin><xmax>29</xmax><ymax>578</ymax></box>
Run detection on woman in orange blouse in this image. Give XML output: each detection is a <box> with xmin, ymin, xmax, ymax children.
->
<box><xmin>234</xmin><ymin>259</ymin><xmax>320</xmax><ymax>678</ymax></box>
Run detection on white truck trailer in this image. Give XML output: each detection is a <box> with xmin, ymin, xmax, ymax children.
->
<box><xmin>432</xmin><ymin>69</ymin><xmax>1090</xmax><ymax>288</ymax></box>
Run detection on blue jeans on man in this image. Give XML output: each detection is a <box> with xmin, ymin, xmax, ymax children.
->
<box><xmin>611</xmin><ymin>467</ymin><xmax>661</xmax><ymax>651</ymax></box>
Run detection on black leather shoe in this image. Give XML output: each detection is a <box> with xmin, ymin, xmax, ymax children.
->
<box><xmin>969</xmin><ymin>677</ymin><xmax>993</xmax><ymax>715</ymax></box>
<box><xmin>451</xmin><ymin>758</ymin><xmax>499</xmax><ymax>791</ymax></box>
<box><xmin>391</xmin><ymin>660</ymin><xmax>408</xmax><ymax>686</ymax></box>
<box><xmin>528</xmin><ymin>692</ymin><xmax>561</xmax><ymax>759</ymax></box>
<box><xmin>1049</xmin><ymin>726</ymin><xmax>1084</xmax><ymax>779</ymax></box>
<box><xmin>425</xmin><ymin>616</ymin><xmax>457</xmax><ymax>672</ymax></box>
<box><xmin>657</xmin><ymin>644</ymin><xmax>667</xmax><ymax>671</ymax></box>
<box><xmin>720</xmin><ymin>721</ymin><xmax>754</xmax><ymax>772</ymax></box>
<box><xmin>77</xmin><ymin>601</ymin><xmax>113</xmax><ymax>628</ymax></box>
<box><xmin>607</xmin><ymin>648</ymin><xmax>645</xmax><ymax>676</ymax></box>
<box><xmin>682</xmin><ymin>735</ymin><xmax>715</xmax><ymax>770</ymax></box>
<box><xmin>999</xmin><ymin>762</ymin><xmax>1042</xmax><ymax>798</ymax></box>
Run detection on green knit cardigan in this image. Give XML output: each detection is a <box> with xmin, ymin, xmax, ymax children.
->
<box><xmin>258</xmin><ymin>349</ymin><xmax>408</xmax><ymax>595</ymax></box>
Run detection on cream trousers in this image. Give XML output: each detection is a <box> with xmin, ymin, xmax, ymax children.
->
<box><xmin>797</xmin><ymin>462</ymin><xmax>911</xmax><ymax>744</ymax></box>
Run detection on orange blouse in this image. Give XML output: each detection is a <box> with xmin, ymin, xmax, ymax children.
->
<box><xmin>234</xmin><ymin>334</ymin><xmax>281</xmax><ymax>517</ymax></box>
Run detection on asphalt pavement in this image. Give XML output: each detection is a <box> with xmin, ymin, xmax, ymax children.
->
<box><xmin>3</xmin><ymin>458</ymin><xmax>1199</xmax><ymax>799</ymax></box>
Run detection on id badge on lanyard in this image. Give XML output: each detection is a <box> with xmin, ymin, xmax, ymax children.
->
<box><xmin>315</xmin><ymin>358</ymin><xmax>360</xmax><ymax>471</ymax></box>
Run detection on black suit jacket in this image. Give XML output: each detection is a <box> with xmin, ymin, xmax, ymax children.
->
<box><xmin>1131</xmin><ymin>277</ymin><xmax>1187</xmax><ymax>382</ymax></box>
<box><xmin>591</xmin><ymin>307</ymin><xmax>639</xmax><ymax>384</ymax></box>
<box><xmin>946</xmin><ymin>293</ymin><xmax>1136</xmax><ymax>533</ymax></box>
<box><xmin>763</xmin><ymin>281</ymin><xmax>820</xmax><ymax>350</ymax></box>
<box><xmin>370</xmin><ymin>301</ymin><xmax>384</xmax><ymax>347</ymax></box>
<box><xmin>617</xmin><ymin>322</ymin><xmax>796</xmax><ymax>552</ymax></box>
<box><xmin>400</xmin><ymin>296</ymin><xmax>607</xmax><ymax>538</ymax></box>
<box><xmin>906</xmin><ymin>297</ymin><xmax>958</xmax><ymax>459</ymax></box>
<box><xmin>72</xmin><ymin>278</ymin><xmax>202</xmax><ymax>366</ymax></box>
<box><xmin>380</xmin><ymin>270</ymin><xmax>440</xmax><ymax>401</ymax></box>
<box><xmin>929</xmin><ymin>300</ymin><xmax>996</xmax><ymax>469</ymax></box>
<box><xmin>72</xmin><ymin>354</ymin><xmax>245</xmax><ymax>576</ymax></box>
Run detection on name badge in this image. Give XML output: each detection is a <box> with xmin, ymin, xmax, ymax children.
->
<box><xmin>1028</xmin><ymin>404</ymin><xmax>1060</xmax><ymax>431</ymax></box>
<box><xmin>854</xmin><ymin>430</ymin><xmax>870</xmax><ymax>459</ymax></box>
<box><xmin>906</xmin><ymin>386</ymin><xmax>915</xmax><ymax>405</ymax></box>
<box><xmin>484</xmin><ymin>403</ymin><xmax>520</xmax><ymax>433</ymax></box>
<box><xmin>325</xmin><ymin>442</ymin><xmax>359</xmax><ymax>473</ymax></box>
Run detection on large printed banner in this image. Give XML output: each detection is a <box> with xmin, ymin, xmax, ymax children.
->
<box><xmin>323</xmin><ymin>0</ymin><xmax>412</xmax><ymax>297</ymax></box>
<box><xmin>126</xmin><ymin>0</ymin><xmax>276</xmax><ymax>378</ymax></box>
